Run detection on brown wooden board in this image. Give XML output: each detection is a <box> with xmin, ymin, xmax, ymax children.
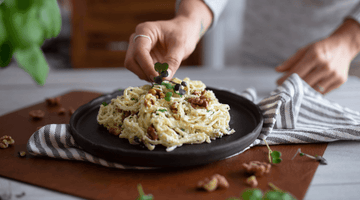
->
<box><xmin>0</xmin><ymin>91</ymin><xmax>328</xmax><ymax>200</ymax></box>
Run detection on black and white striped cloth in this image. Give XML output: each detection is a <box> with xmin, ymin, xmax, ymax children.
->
<box><xmin>27</xmin><ymin>74</ymin><xmax>360</xmax><ymax>169</ymax></box>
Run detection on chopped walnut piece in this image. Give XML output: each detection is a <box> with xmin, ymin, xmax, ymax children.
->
<box><xmin>192</xmin><ymin>91</ymin><xmax>200</xmax><ymax>95</ymax></box>
<box><xmin>148</xmin><ymin>88</ymin><xmax>157</xmax><ymax>96</ymax></box>
<box><xmin>187</xmin><ymin>96</ymin><xmax>209</xmax><ymax>109</ymax></box>
<box><xmin>0</xmin><ymin>135</ymin><xmax>15</xmax><ymax>149</ymax></box>
<box><xmin>246</xmin><ymin>175</ymin><xmax>258</xmax><ymax>187</ymax></box>
<box><xmin>18</xmin><ymin>151</ymin><xmax>26</xmax><ymax>157</ymax></box>
<box><xmin>45</xmin><ymin>97</ymin><xmax>61</xmax><ymax>106</ymax></box>
<box><xmin>243</xmin><ymin>161</ymin><xmax>271</xmax><ymax>176</ymax></box>
<box><xmin>58</xmin><ymin>107</ymin><xmax>66</xmax><ymax>115</ymax></box>
<box><xmin>170</xmin><ymin>103</ymin><xmax>178</xmax><ymax>113</ymax></box>
<box><xmin>144</xmin><ymin>94</ymin><xmax>155</xmax><ymax>107</ymax></box>
<box><xmin>123</xmin><ymin>111</ymin><xmax>131</xmax><ymax>118</ymax></box>
<box><xmin>212</xmin><ymin>174</ymin><xmax>229</xmax><ymax>188</ymax></box>
<box><xmin>132</xmin><ymin>111</ymin><xmax>139</xmax><ymax>115</ymax></box>
<box><xmin>109</xmin><ymin>127</ymin><xmax>121</xmax><ymax>136</ymax></box>
<box><xmin>29</xmin><ymin>110</ymin><xmax>45</xmax><ymax>120</ymax></box>
<box><xmin>197</xmin><ymin>174</ymin><xmax>229</xmax><ymax>192</ymax></box>
<box><xmin>147</xmin><ymin>125</ymin><xmax>158</xmax><ymax>140</ymax></box>
<box><xmin>69</xmin><ymin>107</ymin><xmax>75</xmax><ymax>115</ymax></box>
<box><xmin>148</xmin><ymin>88</ymin><xmax>165</xmax><ymax>99</ymax></box>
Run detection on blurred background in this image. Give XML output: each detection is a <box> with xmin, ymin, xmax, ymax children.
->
<box><xmin>40</xmin><ymin>0</ymin><xmax>205</xmax><ymax>70</ymax></box>
<box><xmin>7</xmin><ymin>0</ymin><xmax>247</xmax><ymax>70</ymax></box>
<box><xmin>10</xmin><ymin>0</ymin><xmax>359</xmax><ymax>77</ymax></box>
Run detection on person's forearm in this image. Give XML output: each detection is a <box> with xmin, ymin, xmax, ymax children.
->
<box><xmin>330</xmin><ymin>18</ymin><xmax>360</xmax><ymax>59</ymax></box>
<box><xmin>174</xmin><ymin>0</ymin><xmax>213</xmax><ymax>41</ymax></box>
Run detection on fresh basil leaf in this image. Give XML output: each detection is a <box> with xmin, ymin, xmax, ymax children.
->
<box><xmin>271</xmin><ymin>151</ymin><xmax>281</xmax><ymax>158</ymax></box>
<box><xmin>241</xmin><ymin>189</ymin><xmax>263</xmax><ymax>200</ymax></box>
<box><xmin>272</xmin><ymin>158</ymin><xmax>282</xmax><ymax>164</ymax></box>
<box><xmin>264</xmin><ymin>191</ymin><xmax>296</xmax><ymax>200</ymax></box>
<box><xmin>0</xmin><ymin>6</ymin><xmax>7</xmax><ymax>45</ymax></box>
<box><xmin>0</xmin><ymin>41</ymin><xmax>14</xmax><ymax>67</ymax></box>
<box><xmin>15</xmin><ymin>46</ymin><xmax>49</xmax><ymax>85</ymax></box>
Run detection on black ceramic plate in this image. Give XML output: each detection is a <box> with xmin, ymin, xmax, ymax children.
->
<box><xmin>70</xmin><ymin>87</ymin><xmax>263</xmax><ymax>168</ymax></box>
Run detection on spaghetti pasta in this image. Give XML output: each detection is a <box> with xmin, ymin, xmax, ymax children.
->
<box><xmin>97</xmin><ymin>77</ymin><xmax>235</xmax><ymax>151</ymax></box>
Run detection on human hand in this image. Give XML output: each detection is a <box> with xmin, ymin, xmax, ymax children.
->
<box><xmin>275</xmin><ymin>39</ymin><xmax>351</xmax><ymax>94</ymax></box>
<box><xmin>276</xmin><ymin>19</ymin><xmax>360</xmax><ymax>94</ymax></box>
<box><xmin>124</xmin><ymin>18</ymin><xmax>199</xmax><ymax>82</ymax></box>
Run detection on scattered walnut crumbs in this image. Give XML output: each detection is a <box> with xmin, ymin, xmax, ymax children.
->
<box><xmin>170</xmin><ymin>102</ymin><xmax>178</xmax><ymax>113</ymax></box>
<box><xmin>69</xmin><ymin>107</ymin><xmax>75</xmax><ymax>115</ymax></box>
<box><xmin>197</xmin><ymin>174</ymin><xmax>229</xmax><ymax>192</ymax></box>
<box><xmin>187</xmin><ymin>95</ymin><xmax>209</xmax><ymax>109</ymax></box>
<box><xmin>29</xmin><ymin>110</ymin><xmax>45</xmax><ymax>120</ymax></box>
<box><xmin>46</xmin><ymin>97</ymin><xmax>61</xmax><ymax>106</ymax></box>
<box><xmin>58</xmin><ymin>107</ymin><xmax>66</xmax><ymax>115</ymax></box>
<box><xmin>147</xmin><ymin>125</ymin><xmax>158</xmax><ymax>140</ymax></box>
<box><xmin>18</xmin><ymin>151</ymin><xmax>26</xmax><ymax>157</ymax></box>
<box><xmin>0</xmin><ymin>135</ymin><xmax>15</xmax><ymax>149</ymax></box>
<box><xmin>246</xmin><ymin>175</ymin><xmax>258</xmax><ymax>187</ymax></box>
<box><xmin>243</xmin><ymin>161</ymin><xmax>271</xmax><ymax>176</ymax></box>
<box><xmin>148</xmin><ymin>88</ymin><xmax>165</xmax><ymax>99</ymax></box>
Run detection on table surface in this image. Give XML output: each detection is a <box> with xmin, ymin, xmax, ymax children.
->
<box><xmin>1</xmin><ymin>64</ymin><xmax>360</xmax><ymax>200</ymax></box>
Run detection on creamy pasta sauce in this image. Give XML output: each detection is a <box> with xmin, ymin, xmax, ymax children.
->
<box><xmin>97</xmin><ymin>77</ymin><xmax>235</xmax><ymax>151</ymax></box>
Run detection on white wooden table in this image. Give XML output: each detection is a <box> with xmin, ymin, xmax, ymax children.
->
<box><xmin>1</xmin><ymin>64</ymin><xmax>359</xmax><ymax>200</ymax></box>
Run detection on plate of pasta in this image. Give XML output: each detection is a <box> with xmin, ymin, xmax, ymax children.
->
<box><xmin>70</xmin><ymin>77</ymin><xmax>263</xmax><ymax>168</ymax></box>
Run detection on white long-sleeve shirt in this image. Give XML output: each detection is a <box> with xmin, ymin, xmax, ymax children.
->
<box><xmin>177</xmin><ymin>0</ymin><xmax>360</xmax><ymax>66</ymax></box>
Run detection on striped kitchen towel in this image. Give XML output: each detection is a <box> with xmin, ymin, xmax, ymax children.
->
<box><xmin>27</xmin><ymin>74</ymin><xmax>360</xmax><ymax>168</ymax></box>
<box><xmin>27</xmin><ymin>124</ymin><xmax>153</xmax><ymax>170</ymax></box>
<box><xmin>26</xmin><ymin>88</ymin><xmax>256</xmax><ymax>169</ymax></box>
<box><xmin>252</xmin><ymin>73</ymin><xmax>360</xmax><ymax>146</ymax></box>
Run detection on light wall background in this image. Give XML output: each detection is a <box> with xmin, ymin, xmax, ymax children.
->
<box><xmin>203</xmin><ymin>0</ymin><xmax>246</xmax><ymax>68</ymax></box>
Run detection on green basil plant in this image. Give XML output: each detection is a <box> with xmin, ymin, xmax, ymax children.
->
<box><xmin>0</xmin><ymin>0</ymin><xmax>62</xmax><ymax>85</ymax></box>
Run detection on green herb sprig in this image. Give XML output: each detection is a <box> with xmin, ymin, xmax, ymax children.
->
<box><xmin>291</xmin><ymin>148</ymin><xmax>327</xmax><ymax>165</ymax></box>
<box><xmin>136</xmin><ymin>184</ymin><xmax>153</xmax><ymax>200</ymax></box>
<box><xmin>165</xmin><ymin>92</ymin><xmax>172</xmax><ymax>101</ymax></box>
<box><xmin>227</xmin><ymin>183</ymin><xmax>296</xmax><ymax>200</ymax></box>
<box><xmin>152</xmin><ymin>62</ymin><xmax>187</xmax><ymax>102</ymax></box>
<box><xmin>102</xmin><ymin>102</ymin><xmax>108</xmax><ymax>106</ymax></box>
<box><xmin>153</xmin><ymin>62</ymin><xmax>169</xmax><ymax>84</ymax></box>
<box><xmin>0</xmin><ymin>0</ymin><xmax>62</xmax><ymax>85</ymax></box>
<box><xmin>263</xmin><ymin>139</ymin><xmax>282</xmax><ymax>164</ymax></box>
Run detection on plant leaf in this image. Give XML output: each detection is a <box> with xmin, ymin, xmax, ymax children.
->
<box><xmin>41</xmin><ymin>0</ymin><xmax>62</xmax><ymax>38</ymax></box>
<box><xmin>264</xmin><ymin>191</ymin><xmax>296</xmax><ymax>200</ymax></box>
<box><xmin>241</xmin><ymin>189</ymin><xmax>263</xmax><ymax>200</ymax></box>
<box><xmin>136</xmin><ymin>184</ymin><xmax>154</xmax><ymax>200</ymax></box>
<box><xmin>166</xmin><ymin>92</ymin><xmax>172</xmax><ymax>97</ymax></box>
<box><xmin>15</xmin><ymin>46</ymin><xmax>49</xmax><ymax>85</ymax></box>
<box><xmin>272</xmin><ymin>158</ymin><xmax>282</xmax><ymax>164</ymax></box>
<box><xmin>271</xmin><ymin>151</ymin><xmax>281</xmax><ymax>158</ymax></box>
<box><xmin>0</xmin><ymin>6</ymin><xmax>8</xmax><ymax>45</ymax></box>
<box><xmin>264</xmin><ymin>191</ymin><xmax>283</xmax><ymax>200</ymax></box>
<box><xmin>0</xmin><ymin>41</ymin><xmax>14</xmax><ymax>67</ymax></box>
<box><xmin>161</xmin><ymin>82</ymin><xmax>173</xmax><ymax>89</ymax></box>
<box><xmin>154</xmin><ymin>62</ymin><xmax>168</xmax><ymax>73</ymax></box>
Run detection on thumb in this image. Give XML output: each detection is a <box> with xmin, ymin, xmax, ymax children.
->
<box><xmin>162</xmin><ymin>45</ymin><xmax>185</xmax><ymax>80</ymax></box>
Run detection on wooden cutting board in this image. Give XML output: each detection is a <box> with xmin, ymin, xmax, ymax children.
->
<box><xmin>0</xmin><ymin>90</ymin><xmax>328</xmax><ymax>200</ymax></box>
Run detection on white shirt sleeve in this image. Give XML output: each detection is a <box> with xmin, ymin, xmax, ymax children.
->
<box><xmin>175</xmin><ymin>0</ymin><xmax>228</xmax><ymax>30</ymax></box>
<box><xmin>347</xmin><ymin>2</ymin><xmax>360</xmax><ymax>23</ymax></box>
